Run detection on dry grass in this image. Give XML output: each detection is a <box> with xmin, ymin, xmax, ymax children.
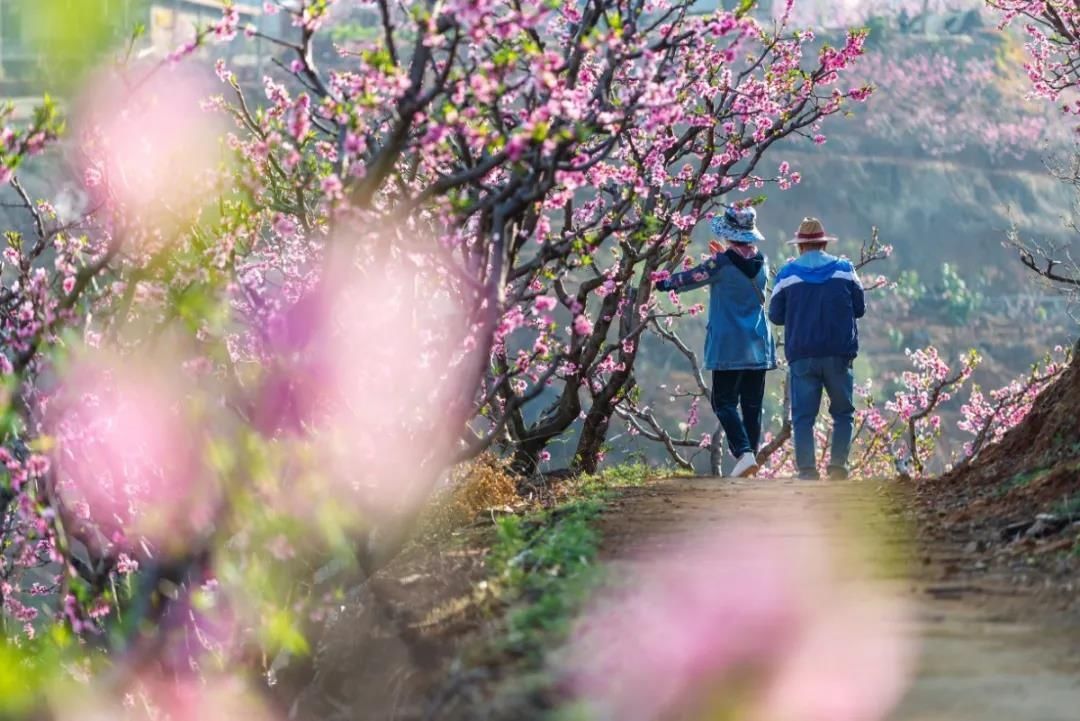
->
<box><xmin>423</xmin><ymin>453</ymin><xmax>523</xmax><ymax>532</ymax></box>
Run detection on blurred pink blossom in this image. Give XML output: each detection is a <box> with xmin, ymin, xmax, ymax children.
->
<box><xmin>534</xmin><ymin>296</ymin><xmax>558</xmax><ymax>313</ymax></box>
<box><xmin>244</xmin><ymin>248</ymin><xmax>471</xmax><ymax>525</ymax></box>
<box><xmin>73</xmin><ymin>64</ymin><xmax>224</xmax><ymax>234</ymax></box>
<box><xmin>47</xmin><ymin>351</ymin><xmax>218</xmax><ymax>556</ymax></box>
<box><xmin>58</xmin><ymin>674</ymin><xmax>276</xmax><ymax>721</ymax></box>
<box><xmin>566</xmin><ymin>512</ymin><xmax>914</xmax><ymax>721</ymax></box>
<box><xmin>573</xmin><ymin>314</ymin><xmax>594</xmax><ymax>336</ymax></box>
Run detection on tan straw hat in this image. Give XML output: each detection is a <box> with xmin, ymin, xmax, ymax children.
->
<box><xmin>787</xmin><ymin>217</ymin><xmax>838</xmax><ymax>245</ymax></box>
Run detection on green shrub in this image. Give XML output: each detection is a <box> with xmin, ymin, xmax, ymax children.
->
<box><xmin>939</xmin><ymin>263</ymin><xmax>983</xmax><ymax>325</ymax></box>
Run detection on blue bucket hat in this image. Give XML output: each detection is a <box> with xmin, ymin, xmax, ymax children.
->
<box><xmin>710</xmin><ymin>205</ymin><xmax>764</xmax><ymax>244</ymax></box>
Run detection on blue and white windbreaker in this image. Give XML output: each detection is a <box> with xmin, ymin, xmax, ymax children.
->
<box><xmin>768</xmin><ymin>251</ymin><xmax>865</xmax><ymax>363</ymax></box>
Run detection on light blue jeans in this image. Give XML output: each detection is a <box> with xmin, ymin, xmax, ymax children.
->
<box><xmin>789</xmin><ymin>356</ymin><xmax>855</xmax><ymax>478</ymax></box>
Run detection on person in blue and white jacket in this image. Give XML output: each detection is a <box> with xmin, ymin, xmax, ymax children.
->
<box><xmin>655</xmin><ymin>205</ymin><xmax>776</xmax><ymax>478</ymax></box>
<box><xmin>768</xmin><ymin>217</ymin><xmax>865</xmax><ymax>481</ymax></box>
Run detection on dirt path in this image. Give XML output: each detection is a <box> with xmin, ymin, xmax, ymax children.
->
<box><xmin>593</xmin><ymin>478</ymin><xmax>1080</xmax><ymax>721</ymax></box>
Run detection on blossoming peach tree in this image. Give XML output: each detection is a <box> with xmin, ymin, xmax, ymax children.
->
<box><xmin>990</xmin><ymin>0</ymin><xmax>1080</xmax><ymax>115</ymax></box>
<box><xmin>210</xmin><ymin>0</ymin><xmax>876</xmax><ymax>482</ymax></box>
<box><xmin>0</xmin><ymin>0</ymin><xmax>881</xmax><ymax>702</ymax></box>
<box><xmin>990</xmin><ymin>0</ymin><xmax>1080</xmax><ymax>296</ymax></box>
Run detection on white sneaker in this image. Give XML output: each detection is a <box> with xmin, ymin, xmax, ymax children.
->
<box><xmin>731</xmin><ymin>452</ymin><xmax>759</xmax><ymax>478</ymax></box>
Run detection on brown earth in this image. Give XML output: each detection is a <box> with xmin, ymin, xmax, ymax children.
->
<box><xmin>274</xmin><ymin>523</ymin><xmax>500</xmax><ymax>721</ymax></box>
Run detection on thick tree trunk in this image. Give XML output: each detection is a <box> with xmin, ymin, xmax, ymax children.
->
<box><xmin>573</xmin><ymin>406</ymin><xmax>614</xmax><ymax>475</ymax></box>
<box><xmin>572</xmin><ymin>285</ymin><xmax>646</xmax><ymax>473</ymax></box>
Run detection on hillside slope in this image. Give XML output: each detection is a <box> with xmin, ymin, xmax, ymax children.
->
<box><xmin>922</xmin><ymin>340</ymin><xmax>1080</xmax><ymax>535</ymax></box>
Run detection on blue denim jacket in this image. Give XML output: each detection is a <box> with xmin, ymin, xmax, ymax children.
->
<box><xmin>657</xmin><ymin>252</ymin><xmax>777</xmax><ymax>371</ymax></box>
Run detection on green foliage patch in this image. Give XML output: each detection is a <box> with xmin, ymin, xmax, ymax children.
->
<box><xmin>492</xmin><ymin>501</ymin><xmax>603</xmax><ymax>661</ymax></box>
<box><xmin>485</xmin><ymin>463</ymin><xmax>652</xmax><ymax>661</ymax></box>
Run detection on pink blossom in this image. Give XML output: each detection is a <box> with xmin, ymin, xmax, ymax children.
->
<box><xmin>506</xmin><ymin>135</ymin><xmax>529</xmax><ymax>161</ymax></box>
<box><xmin>115</xmin><ymin>553</ymin><xmax>139</xmax><ymax>575</ymax></box>
<box><xmin>345</xmin><ymin>132</ymin><xmax>366</xmax><ymax>155</ymax></box>
<box><xmin>214</xmin><ymin>59</ymin><xmax>233</xmax><ymax>84</ymax></box>
<box><xmin>26</xmin><ymin>455</ymin><xmax>49</xmax><ymax>477</ymax></box>
<box><xmin>496</xmin><ymin>307</ymin><xmax>526</xmax><ymax>345</ymax></box>
<box><xmin>212</xmin><ymin>6</ymin><xmax>240</xmax><ymax>42</ymax></box>
<box><xmin>287</xmin><ymin>94</ymin><xmax>312</xmax><ymax>141</ymax></box>
<box><xmin>534</xmin><ymin>296</ymin><xmax>558</xmax><ymax>313</ymax></box>
<box><xmin>573</xmin><ymin>314</ymin><xmax>594</xmax><ymax>336</ymax></box>
<box><xmin>272</xmin><ymin>213</ymin><xmax>299</xmax><ymax>238</ymax></box>
<box><xmin>167</xmin><ymin>40</ymin><xmax>199</xmax><ymax>63</ymax></box>
<box><xmin>24</xmin><ymin>132</ymin><xmax>46</xmax><ymax>156</ymax></box>
<box><xmin>321</xmin><ymin>175</ymin><xmax>343</xmax><ymax>199</ymax></box>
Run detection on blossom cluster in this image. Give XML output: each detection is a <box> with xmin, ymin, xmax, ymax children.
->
<box><xmin>957</xmin><ymin>346</ymin><xmax>1071</xmax><ymax>459</ymax></box>
<box><xmin>990</xmin><ymin>1</ymin><xmax>1080</xmax><ymax>122</ymax></box>
<box><xmin>783</xmin><ymin>0</ymin><xmax>981</xmax><ymax>29</ymax></box>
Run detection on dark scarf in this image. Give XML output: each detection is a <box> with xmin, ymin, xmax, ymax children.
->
<box><xmin>724</xmin><ymin>248</ymin><xmax>765</xmax><ymax>279</ymax></box>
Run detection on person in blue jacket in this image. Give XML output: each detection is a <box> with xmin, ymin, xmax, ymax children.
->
<box><xmin>655</xmin><ymin>205</ymin><xmax>776</xmax><ymax>478</ymax></box>
<box><xmin>768</xmin><ymin>217</ymin><xmax>865</xmax><ymax>481</ymax></box>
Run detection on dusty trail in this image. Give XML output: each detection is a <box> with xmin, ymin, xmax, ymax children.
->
<box><xmin>593</xmin><ymin>478</ymin><xmax>1080</xmax><ymax>721</ymax></box>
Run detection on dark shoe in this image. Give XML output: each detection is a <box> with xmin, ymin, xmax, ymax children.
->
<box><xmin>797</xmin><ymin>469</ymin><xmax>820</xmax><ymax>481</ymax></box>
<box><xmin>827</xmin><ymin>466</ymin><xmax>849</xmax><ymax>481</ymax></box>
